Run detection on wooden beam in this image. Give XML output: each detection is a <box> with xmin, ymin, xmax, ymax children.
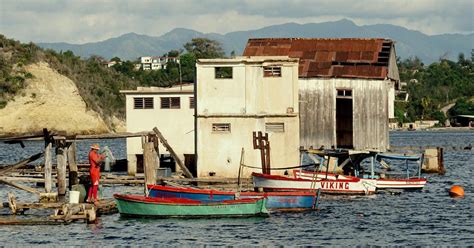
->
<box><xmin>0</xmin><ymin>178</ymin><xmax>40</xmax><ymax>194</ymax></box>
<box><xmin>152</xmin><ymin>127</ymin><xmax>193</xmax><ymax>178</ymax></box>
<box><xmin>0</xmin><ymin>152</ymin><xmax>43</xmax><ymax>175</ymax></box>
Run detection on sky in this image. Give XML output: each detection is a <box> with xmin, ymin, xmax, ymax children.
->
<box><xmin>0</xmin><ymin>0</ymin><xmax>473</xmax><ymax>44</ymax></box>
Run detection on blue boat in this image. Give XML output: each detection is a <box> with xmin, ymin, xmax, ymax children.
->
<box><xmin>147</xmin><ymin>185</ymin><xmax>317</xmax><ymax>211</ymax></box>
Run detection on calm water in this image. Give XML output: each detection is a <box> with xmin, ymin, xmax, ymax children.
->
<box><xmin>0</xmin><ymin>131</ymin><xmax>473</xmax><ymax>246</ymax></box>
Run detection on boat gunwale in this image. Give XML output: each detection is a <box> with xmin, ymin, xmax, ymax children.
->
<box><xmin>114</xmin><ymin>194</ymin><xmax>265</xmax><ymax>206</ymax></box>
<box><xmin>252</xmin><ymin>172</ymin><xmax>361</xmax><ymax>183</ymax></box>
<box><xmin>147</xmin><ymin>185</ymin><xmax>317</xmax><ymax>196</ymax></box>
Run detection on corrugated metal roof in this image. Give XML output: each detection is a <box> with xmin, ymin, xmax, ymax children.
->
<box><xmin>242</xmin><ymin>38</ymin><xmax>394</xmax><ymax>79</ymax></box>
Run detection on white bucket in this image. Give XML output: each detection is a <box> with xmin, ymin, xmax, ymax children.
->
<box><xmin>69</xmin><ymin>191</ymin><xmax>80</xmax><ymax>204</ymax></box>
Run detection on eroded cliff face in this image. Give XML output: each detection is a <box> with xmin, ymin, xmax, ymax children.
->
<box><xmin>0</xmin><ymin>62</ymin><xmax>113</xmax><ymax>135</ymax></box>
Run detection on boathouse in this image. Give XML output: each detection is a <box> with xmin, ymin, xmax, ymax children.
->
<box><xmin>243</xmin><ymin>38</ymin><xmax>400</xmax><ymax>151</ymax></box>
<box><xmin>120</xmin><ymin>85</ymin><xmax>195</xmax><ymax>175</ymax></box>
<box><xmin>195</xmin><ymin>56</ymin><xmax>300</xmax><ymax>177</ymax></box>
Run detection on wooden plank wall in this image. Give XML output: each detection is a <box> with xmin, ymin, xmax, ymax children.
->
<box><xmin>299</xmin><ymin>78</ymin><xmax>389</xmax><ymax>151</ymax></box>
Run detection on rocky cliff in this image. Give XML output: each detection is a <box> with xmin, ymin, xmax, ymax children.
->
<box><xmin>0</xmin><ymin>62</ymin><xmax>117</xmax><ymax>135</ymax></box>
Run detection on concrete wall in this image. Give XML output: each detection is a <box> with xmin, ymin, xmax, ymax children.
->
<box><xmin>124</xmin><ymin>89</ymin><xmax>195</xmax><ymax>173</ymax></box>
<box><xmin>299</xmin><ymin>78</ymin><xmax>390</xmax><ymax>151</ymax></box>
<box><xmin>196</xmin><ymin>57</ymin><xmax>300</xmax><ymax>177</ymax></box>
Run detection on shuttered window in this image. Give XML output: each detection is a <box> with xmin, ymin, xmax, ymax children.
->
<box><xmin>134</xmin><ymin>97</ymin><xmax>154</xmax><ymax>109</ymax></box>
<box><xmin>263</xmin><ymin>66</ymin><xmax>282</xmax><ymax>77</ymax></box>
<box><xmin>265</xmin><ymin>123</ymin><xmax>285</xmax><ymax>132</ymax></box>
<box><xmin>161</xmin><ymin>97</ymin><xmax>180</xmax><ymax>109</ymax></box>
<box><xmin>212</xmin><ymin>123</ymin><xmax>231</xmax><ymax>132</ymax></box>
<box><xmin>189</xmin><ymin>97</ymin><xmax>195</xmax><ymax>109</ymax></box>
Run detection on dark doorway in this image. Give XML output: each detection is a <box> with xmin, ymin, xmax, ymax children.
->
<box><xmin>184</xmin><ymin>154</ymin><xmax>197</xmax><ymax>177</ymax></box>
<box><xmin>136</xmin><ymin>154</ymin><xmax>144</xmax><ymax>173</ymax></box>
<box><xmin>336</xmin><ymin>89</ymin><xmax>353</xmax><ymax>149</ymax></box>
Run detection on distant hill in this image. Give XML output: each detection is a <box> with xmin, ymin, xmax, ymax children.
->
<box><xmin>38</xmin><ymin>19</ymin><xmax>473</xmax><ymax>64</ymax></box>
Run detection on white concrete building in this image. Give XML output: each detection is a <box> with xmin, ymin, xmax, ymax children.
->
<box><xmin>121</xmin><ymin>85</ymin><xmax>195</xmax><ymax>175</ymax></box>
<box><xmin>138</xmin><ymin>56</ymin><xmax>180</xmax><ymax>71</ymax></box>
<box><xmin>195</xmin><ymin>56</ymin><xmax>300</xmax><ymax>178</ymax></box>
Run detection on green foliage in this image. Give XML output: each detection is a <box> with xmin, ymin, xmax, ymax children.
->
<box><xmin>184</xmin><ymin>38</ymin><xmax>225</xmax><ymax>59</ymax></box>
<box><xmin>398</xmin><ymin>53</ymin><xmax>474</xmax><ymax>122</ymax></box>
<box><xmin>449</xmin><ymin>98</ymin><xmax>474</xmax><ymax>116</ymax></box>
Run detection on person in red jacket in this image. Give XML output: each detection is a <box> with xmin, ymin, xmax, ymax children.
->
<box><xmin>87</xmin><ymin>143</ymin><xmax>105</xmax><ymax>203</ymax></box>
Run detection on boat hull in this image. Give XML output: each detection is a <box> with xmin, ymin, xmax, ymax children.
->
<box><xmin>147</xmin><ymin>185</ymin><xmax>316</xmax><ymax>211</ymax></box>
<box><xmin>294</xmin><ymin>170</ymin><xmax>427</xmax><ymax>190</ymax></box>
<box><xmin>114</xmin><ymin>194</ymin><xmax>269</xmax><ymax>218</ymax></box>
<box><xmin>252</xmin><ymin>173</ymin><xmax>376</xmax><ymax>195</ymax></box>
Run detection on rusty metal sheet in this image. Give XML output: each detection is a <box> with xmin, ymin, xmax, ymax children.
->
<box><xmin>335</xmin><ymin>52</ymin><xmax>349</xmax><ymax>62</ymax></box>
<box><xmin>242</xmin><ymin>38</ymin><xmax>393</xmax><ymax>79</ymax></box>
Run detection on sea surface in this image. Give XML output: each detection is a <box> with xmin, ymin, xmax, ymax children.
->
<box><xmin>0</xmin><ymin>131</ymin><xmax>473</xmax><ymax>246</ymax></box>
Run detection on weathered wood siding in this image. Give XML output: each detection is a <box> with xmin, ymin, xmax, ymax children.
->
<box><xmin>299</xmin><ymin>78</ymin><xmax>390</xmax><ymax>151</ymax></box>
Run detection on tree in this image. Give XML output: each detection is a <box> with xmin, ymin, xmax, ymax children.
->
<box><xmin>111</xmin><ymin>56</ymin><xmax>121</xmax><ymax>63</ymax></box>
<box><xmin>184</xmin><ymin>38</ymin><xmax>225</xmax><ymax>59</ymax></box>
<box><xmin>167</xmin><ymin>50</ymin><xmax>181</xmax><ymax>57</ymax></box>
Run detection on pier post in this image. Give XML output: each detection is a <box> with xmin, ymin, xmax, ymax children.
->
<box><xmin>56</xmin><ymin>138</ymin><xmax>67</xmax><ymax>196</ymax></box>
<box><xmin>44</xmin><ymin>142</ymin><xmax>52</xmax><ymax>193</ymax></box>
<box><xmin>143</xmin><ymin>142</ymin><xmax>157</xmax><ymax>196</ymax></box>
<box><xmin>437</xmin><ymin>147</ymin><xmax>445</xmax><ymax>175</ymax></box>
<box><xmin>67</xmin><ymin>141</ymin><xmax>78</xmax><ymax>188</ymax></box>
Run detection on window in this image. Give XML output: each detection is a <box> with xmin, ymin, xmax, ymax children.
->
<box><xmin>336</xmin><ymin>89</ymin><xmax>352</xmax><ymax>98</ymax></box>
<box><xmin>263</xmin><ymin>66</ymin><xmax>281</xmax><ymax>77</ymax></box>
<box><xmin>215</xmin><ymin>67</ymin><xmax>233</xmax><ymax>79</ymax></box>
<box><xmin>212</xmin><ymin>123</ymin><xmax>231</xmax><ymax>132</ymax></box>
<box><xmin>161</xmin><ymin>97</ymin><xmax>180</xmax><ymax>109</ymax></box>
<box><xmin>265</xmin><ymin>123</ymin><xmax>285</xmax><ymax>132</ymax></box>
<box><xmin>134</xmin><ymin>97</ymin><xmax>154</xmax><ymax>109</ymax></box>
<box><xmin>189</xmin><ymin>97</ymin><xmax>195</xmax><ymax>109</ymax></box>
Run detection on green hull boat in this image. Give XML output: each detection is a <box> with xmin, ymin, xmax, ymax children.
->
<box><xmin>114</xmin><ymin>194</ymin><xmax>269</xmax><ymax>218</ymax></box>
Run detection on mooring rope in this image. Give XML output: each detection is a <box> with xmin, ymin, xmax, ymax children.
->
<box><xmin>240</xmin><ymin>163</ymin><xmax>317</xmax><ymax>170</ymax></box>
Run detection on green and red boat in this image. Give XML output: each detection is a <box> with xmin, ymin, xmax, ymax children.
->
<box><xmin>114</xmin><ymin>194</ymin><xmax>269</xmax><ymax>218</ymax></box>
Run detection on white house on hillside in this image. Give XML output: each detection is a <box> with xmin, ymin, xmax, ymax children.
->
<box><xmin>139</xmin><ymin>56</ymin><xmax>180</xmax><ymax>71</ymax></box>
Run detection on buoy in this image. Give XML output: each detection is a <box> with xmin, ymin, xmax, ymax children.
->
<box><xmin>449</xmin><ymin>185</ymin><xmax>465</xmax><ymax>197</ymax></box>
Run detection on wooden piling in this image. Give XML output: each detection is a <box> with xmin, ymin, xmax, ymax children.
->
<box><xmin>44</xmin><ymin>142</ymin><xmax>52</xmax><ymax>193</ymax></box>
<box><xmin>143</xmin><ymin>142</ymin><xmax>157</xmax><ymax>196</ymax></box>
<box><xmin>67</xmin><ymin>141</ymin><xmax>78</xmax><ymax>188</ymax></box>
<box><xmin>56</xmin><ymin>139</ymin><xmax>67</xmax><ymax>196</ymax></box>
<box><xmin>437</xmin><ymin>147</ymin><xmax>445</xmax><ymax>175</ymax></box>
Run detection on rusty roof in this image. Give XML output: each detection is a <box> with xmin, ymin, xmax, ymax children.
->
<box><xmin>243</xmin><ymin>38</ymin><xmax>394</xmax><ymax>79</ymax></box>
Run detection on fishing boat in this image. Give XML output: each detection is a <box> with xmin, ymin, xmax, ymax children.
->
<box><xmin>147</xmin><ymin>185</ymin><xmax>317</xmax><ymax>211</ymax></box>
<box><xmin>252</xmin><ymin>172</ymin><xmax>376</xmax><ymax>195</ymax></box>
<box><xmin>295</xmin><ymin>153</ymin><xmax>427</xmax><ymax>191</ymax></box>
<box><xmin>114</xmin><ymin>194</ymin><xmax>269</xmax><ymax>218</ymax></box>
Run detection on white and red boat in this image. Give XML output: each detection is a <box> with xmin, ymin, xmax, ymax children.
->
<box><xmin>252</xmin><ymin>172</ymin><xmax>376</xmax><ymax>195</ymax></box>
<box><xmin>293</xmin><ymin>170</ymin><xmax>427</xmax><ymax>191</ymax></box>
<box><xmin>294</xmin><ymin>153</ymin><xmax>427</xmax><ymax>191</ymax></box>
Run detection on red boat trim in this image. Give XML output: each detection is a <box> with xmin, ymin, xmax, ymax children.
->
<box><xmin>147</xmin><ymin>185</ymin><xmax>317</xmax><ymax>196</ymax></box>
<box><xmin>114</xmin><ymin>194</ymin><xmax>263</xmax><ymax>205</ymax></box>
<box><xmin>260</xmin><ymin>188</ymin><xmax>375</xmax><ymax>194</ymax></box>
<box><xmin>252</xmin><ymin>172</ymin><xmax>361</xmax><ymax>183</ymax></box>
<box><xmin>375</xmin><ymin>178</ymin><xmax>427</xmax><ymax>182</ymax></box>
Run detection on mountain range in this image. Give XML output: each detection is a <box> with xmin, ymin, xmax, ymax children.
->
<box><xmin>38</xmin><ymin>19</ymin><xmax>473</xmax><ymax>64</ymax></box>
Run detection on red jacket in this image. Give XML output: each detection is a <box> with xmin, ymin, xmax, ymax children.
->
<box><xmin>88</xmin><ymin>150</ymin><xmax>102</xmax><ymax>183</ymax></box>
